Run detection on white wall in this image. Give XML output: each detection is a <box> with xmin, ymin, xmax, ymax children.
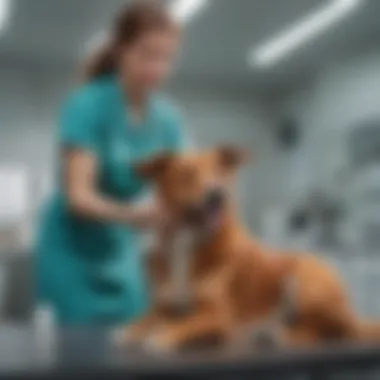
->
<box><xmin>269</xmin><ymin>47</ymin><xmax>380</xmax><ymax>316</ymax></box>
<box><xmin>0</xmin><ymin>62</ymin><xmax>275</xmax><ymax>236</ymax></box>
<box><xmin>270</xmin><ymin>48</ymin><xmax>380</xmax><ymax>202</ymax></box>
<box><xmin>0</xmin><ymin>63</ymin><xmax>73</xmax><ymax>203</ymax></box>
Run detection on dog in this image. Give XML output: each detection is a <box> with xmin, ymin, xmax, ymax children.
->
<box><xmin>114</xmin><ymin>146</ymin><xmax>380</xmax><ymax>352</ymax></box>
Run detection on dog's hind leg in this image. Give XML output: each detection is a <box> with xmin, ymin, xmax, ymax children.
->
<box><xmin>250</xmin><ymin>276</ymin><xmax>299</xmax><ymax>349</ymax></box>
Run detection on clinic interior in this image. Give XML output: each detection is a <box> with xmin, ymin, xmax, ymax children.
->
<box><xmin>0</xmin><ymin>0</ymin><xmax>380</xmax><ymax>324</ymax></box>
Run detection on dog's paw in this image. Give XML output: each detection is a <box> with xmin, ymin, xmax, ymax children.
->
<box><xmin>250</xmin><ymin>325</ymin><xmax>281</xmax><ymax>349</ymax></box>
<box><xmin>110</xmin><ymin>326</ymin><xmax>127</xmax><ymax>347</ymax></box>
<box><xmin>142</xmin><ymin>332</ymin><xmax>176</xmax><ymax>355</ymax></box>
<box><xmin>110</xmin><ymin>326</ymin><xmax>141</xmax><ymax>349</ymax></box>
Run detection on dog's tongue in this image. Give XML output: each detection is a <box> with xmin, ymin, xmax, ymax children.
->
<box><xmin>205</xmin><ymin>208</ymin><xmax>223</xmax><ymax>231</ymax></box>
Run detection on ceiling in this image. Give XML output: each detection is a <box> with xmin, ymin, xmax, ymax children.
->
<box><xmin>1</xmin><ymin>0</ymin><xmax>380</xmax><ymax>93</ymax></box>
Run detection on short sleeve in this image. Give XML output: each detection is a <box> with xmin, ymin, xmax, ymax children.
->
<box><xmin>58</xmin><ymin>89</ymin><xmax>101</xmax><ymax>152</ymax></box>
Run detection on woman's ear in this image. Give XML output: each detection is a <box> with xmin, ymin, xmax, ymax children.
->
<box><xmin>135</xmin><ymin>153</ymin><xmax>173</xmax><ymax>180</ymax></box>
<box><xmin>217</xmin><ymin>145</ymin><xmax>250</xmax><ymax>169</ymax></box>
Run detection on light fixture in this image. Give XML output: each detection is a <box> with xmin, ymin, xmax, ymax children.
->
<box><xmin>0</xmin><ymin>0</ymin><xmax>10</xmax><ymax>34</ymax></box>
<box><xmin>248</xmin><ymin>0</ymin><xmax>364</xmax><ymax>68</ymax></box>
<box><xmin>170</xmin><ymin>0</ymin><xmax>209</xmax><ymax>24</ymax></box>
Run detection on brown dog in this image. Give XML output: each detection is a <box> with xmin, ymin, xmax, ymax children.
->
<box><xmin>115</xmin><ymin>146</ymin><xmax>380</xmax><ymax>352</ymax></box>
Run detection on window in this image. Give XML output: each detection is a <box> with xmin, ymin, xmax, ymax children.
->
<box><xmin>0</xmin><ymin>167</ymin><xmax>28</xmax><ymax>223</ymax></box>
<box><xmin>0</xmin><ymin>166</ymin><xmax>29</xmax><ymax>252</ymax></box>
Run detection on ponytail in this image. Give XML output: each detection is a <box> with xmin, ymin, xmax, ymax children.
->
<box><xmin>82</xmin><ymin>42</ymin><xmax>116</xmax><ymax>82</ymax></box>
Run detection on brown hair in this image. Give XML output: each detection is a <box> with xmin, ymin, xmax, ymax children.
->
<box><xmin>82</xmin><ymin>1</ymin><xmax>179</xmax><ymax>82</ymax></box>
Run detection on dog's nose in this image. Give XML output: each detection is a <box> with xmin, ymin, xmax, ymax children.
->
<box><xmin>183</xmin><ymin>189</ymin><xmax>226</xmax><ymax>225</ymax></box>
<box><xmin>205</xmin><ymin>188</ymin><xmax>225</xmax><ymax>211</ymax></box>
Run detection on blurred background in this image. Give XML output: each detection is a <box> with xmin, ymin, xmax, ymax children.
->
<box><xmin>1</xmin><ymin>0</ymin><xmax>380</xmax><ymax>325</ymax></box>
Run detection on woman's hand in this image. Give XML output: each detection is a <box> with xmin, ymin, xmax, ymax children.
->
<box><xmin>126</xmin><ymin>203</ymin><xmax>175</xmax><ymax>230</ymax></box>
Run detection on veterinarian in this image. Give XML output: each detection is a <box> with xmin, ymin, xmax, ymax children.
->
<box><xmin>35</xmin><ymin>1</ymin><xmax>186</xmax><ymax>325</ymax></box>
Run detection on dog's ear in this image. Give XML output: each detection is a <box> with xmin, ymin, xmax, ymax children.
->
<box><xmin>216</xmin><ymin>146</ymin><xmax>250</xmax><ymax>169</ymax></box>
<box><xmin>135</xmin><ymin>153</ymin><xmax>174</xmax><ymax>180</ymax></box>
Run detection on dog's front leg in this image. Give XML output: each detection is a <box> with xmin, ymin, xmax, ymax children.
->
<box><xmin>113</xmin><ymin>312</ymin><xmax>160</xmax><ymax>347</ymax></box>
<box><xmin>144</xmin><ymin>309</ymin><xmax>232</xmax><ymax>352</ymax></box>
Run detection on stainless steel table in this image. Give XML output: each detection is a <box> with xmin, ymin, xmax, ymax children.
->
<box><xmin>1</xmin><ymin>325</ymin><xmax>380</xmax><ymax>379</ymax></box>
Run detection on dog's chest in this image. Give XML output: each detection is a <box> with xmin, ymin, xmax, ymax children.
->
<box><xmin>170</xmin><ymin>231</ymin><xmax>195</xmax><ymax>293</ymax></box>
<box><xmin>153</xmin><ymin>230</ymin><xmax>199</xmax><ymax>314</ymax></box>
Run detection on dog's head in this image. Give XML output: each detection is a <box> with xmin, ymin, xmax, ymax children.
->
<box><xmin>136</xmin><ymin>146</ymin><xmax>248</xmax><ymax>230</ymax></box>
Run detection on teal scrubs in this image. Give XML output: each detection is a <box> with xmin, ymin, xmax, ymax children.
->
<box><xmin>35</xmin><ymin>76</ymin><xmax>185</xmax><ymax>325</ymax></box>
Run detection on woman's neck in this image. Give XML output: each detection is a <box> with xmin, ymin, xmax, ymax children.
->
<box><xmin>121</xmin><ymin>72</ymin><xmax>148</xmax><ymax>105</ymax></box>
<box><xmin>127</xmin><ymin>86</ymin><xmax>147</xmax><ymax>108</ymax></box>
<box><xmin>120</xmin><ymin>74</ymin><xmax>149</xmax><ymax>125</ymax></box>
<box><xmin>126</xmin><ymin>87</ymin><xmax>148</xmax><ymax>125</ymax></box>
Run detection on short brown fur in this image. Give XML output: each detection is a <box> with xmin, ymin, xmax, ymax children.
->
<box><xmin>117</xmin><ymin>148</ymin><xmax>380</xmax><ymax>351</ymax></box>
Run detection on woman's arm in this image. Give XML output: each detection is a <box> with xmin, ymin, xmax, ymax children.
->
<box><xmin>63</xmin><ymin>148</ymin><xmax>161</xmax><ymax>228</ymax></box>
<box><xmin>59</xmin><ymin>88</ymin><xmax>166</xmax><ymax>229</ymax></box>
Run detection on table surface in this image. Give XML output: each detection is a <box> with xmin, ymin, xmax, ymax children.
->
<box><xmin>2</xmin><ymin>325</ymin><xmax>380</xmax><ymax>379</ymax></box>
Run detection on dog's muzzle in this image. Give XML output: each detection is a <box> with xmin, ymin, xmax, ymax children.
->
<box><xmin>183</xmin><ymin>188</ymin><xmax>226</xmax><ymax>226</ymax></box>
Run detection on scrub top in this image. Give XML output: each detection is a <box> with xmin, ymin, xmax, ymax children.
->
<box><xmin>35</xmin><ymin>75</ymin><xmax>185</xmax><ymax>325</ymax></box>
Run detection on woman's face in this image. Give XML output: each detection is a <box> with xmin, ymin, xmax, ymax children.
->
<box><xmin>120</xmin><ymin>30</ymin><xmax>179</xmax><ymax>93</ymax></box>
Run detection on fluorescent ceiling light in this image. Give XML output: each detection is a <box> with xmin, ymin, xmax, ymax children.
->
<box><xmin>0</xmin><ymin>0</ymin><xmax>10</xmax><ymax>34</ymax></box>
<box><xmin>248</xmin><ymin>0</ymin><xmax>364</xmax><ymax>68</ymax></box>
<box><xmin>170</xmin><ymin>0</ymin><xmax>209</xmax><ymax>24</ymax></box>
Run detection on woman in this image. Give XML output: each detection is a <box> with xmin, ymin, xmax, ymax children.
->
<box><xmin>35</xmin><ymin>1</ymin><xmax>186</xmax><ymax>325</ymax></box>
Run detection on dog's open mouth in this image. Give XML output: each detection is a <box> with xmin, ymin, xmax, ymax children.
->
<box><xmin>204</xmin><ymin>207</ymin><xmax>224</xmax><ymax>231</ymax></box>
<box><xmin>184</xmin><ymin>190</ymin><xmax>226</xmax><ymax>231</ymax></box>
<box><xmin>184</xmin><ymin>207</ymin><xmax>223</xmax><ymax>231</ymax></box>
